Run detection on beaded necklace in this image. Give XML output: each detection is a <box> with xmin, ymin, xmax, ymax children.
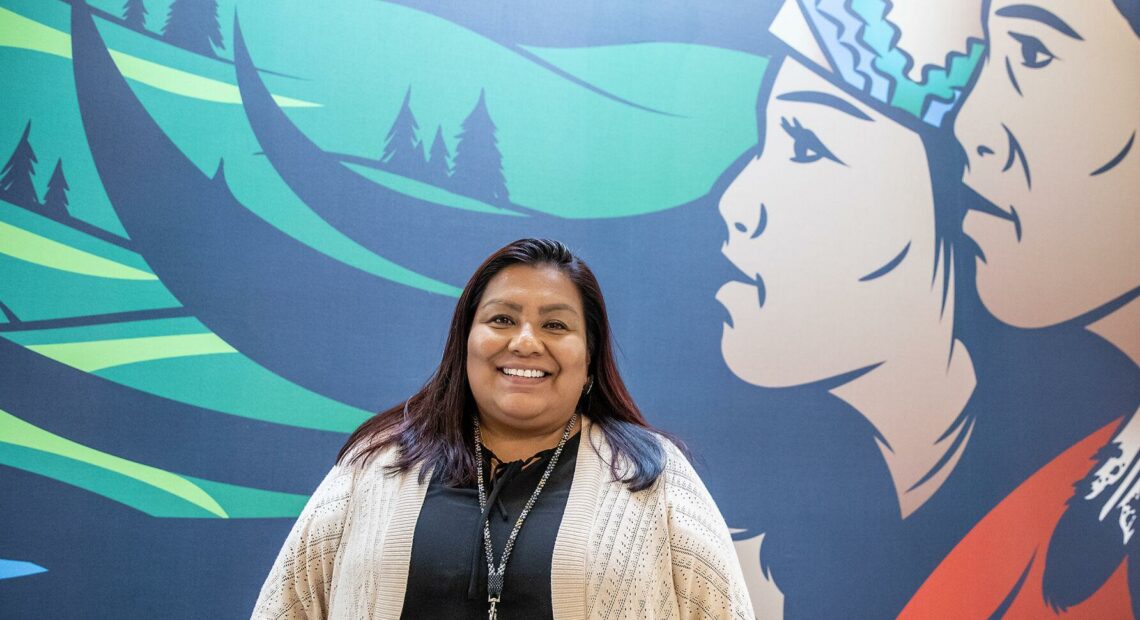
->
<box><xmin>473</xmin><ymin>413</ymin><xmax>578</xmax><ymax>620</ymax></box>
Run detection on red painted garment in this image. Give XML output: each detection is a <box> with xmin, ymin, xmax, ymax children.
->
<box><xmin>900</xmin><ymin>420</ymin><xmax>1131</xmax><ymax>619</ymax></box>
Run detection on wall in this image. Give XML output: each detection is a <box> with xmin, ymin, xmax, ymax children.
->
<box><xmin>1</xmin><ymin>0</ymin><xmax>1137</xmax><ymax>617</ymax></box>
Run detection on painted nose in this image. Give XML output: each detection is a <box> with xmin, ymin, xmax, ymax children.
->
<box><xmin>733</xmin><ymin>203</ymin><xmax>767</xmax><ymax>240</ymax></box>
<box><xmin>719</xmin><ymin>161</ymin><xmax>767</xmax><ymax>241</ymax></box>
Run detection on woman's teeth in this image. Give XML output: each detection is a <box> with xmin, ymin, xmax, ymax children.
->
<box><xmin>501</xmin><ymin>368</ymin><xmax>548</xmax><ymax>378</ymax></box>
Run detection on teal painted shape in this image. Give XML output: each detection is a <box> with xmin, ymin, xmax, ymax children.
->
<box><xmin>201</xmin><ymin>0</ymin><xmax>766</xmax><ymax>217</ymax></box>
<box><xmin>184</xmin><ymin>476</ymin><xmax>309</xmax><ymax>519</ymax></box>
<box><xmin>344</xmin><ymin>162</ymin><xmax>526</xmax><ymax>217</ymax></box>
<box><xmin>1</xmin><ymin>317</ymin><xmax>208</xmax><ymax>346</ymax></box>
<box><xmin>0</xmin><ymin>201</ymin><xmax>146</xmax><ymax>271</ymax></box>
<box><xmin>93</xmin><ymin>353</ymin><xmax>372</xmax><ymax>432</ymax></box>
<box><xmin>0</xmin><ymin>252</ymin><xmax>179</xmax><ymax>322</ymax></box>
<box><xmin>0</xmin><ymin>49</ymin><xmax>126</xmax><ymax>236</ymax></box>
<box><xmin>0</xmin><ymin>558</ymin><xmax>48</xmax><ymax>580</ymax></box>
<box><xmin>0</xmin><ymin>442</ymin><xmax>307</xmax><ymax>519</ymax></box>
<box><xmin>0</xmin><ymin>443</ymin><xmax>221</xmax><ymax>518</ymax></box>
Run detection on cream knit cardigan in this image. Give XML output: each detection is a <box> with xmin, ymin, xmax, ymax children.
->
<box><xmin>252</xmin><ymin>418</ymin><xmax>755</xmax><ymax>619</ymax></box>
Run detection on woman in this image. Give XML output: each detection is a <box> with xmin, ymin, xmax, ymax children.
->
<box><xmin>251</xmin><ymin>238</ymin><xmax>753</xmax><ymax>619</ymax></box>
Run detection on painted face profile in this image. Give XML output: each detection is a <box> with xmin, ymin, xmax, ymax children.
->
<box><xmin>717</xmin><ymin>56</ymin><xmax>951</xmax><ymax>388</ymax></box>
<box><xmin>955</xmin><ymin>0</ymin><xmax>1140</xmax><ymax>328</ymax></box>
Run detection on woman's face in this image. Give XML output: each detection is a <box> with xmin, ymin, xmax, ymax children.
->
<box><xmin>716</xmin><ymin>56</ymin><xmax>944</xmax><ymax>388</ymax></box>
<box><xmin>954</xmin><ymin>0</ymin><xmax>1140</xmax><ymax>327</ymax></box>
<box><xmin>467</xmin><ymin>264</ymin><xmax>590</xmax><ymax>433</ymax></box>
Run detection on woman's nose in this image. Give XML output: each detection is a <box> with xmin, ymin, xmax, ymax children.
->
<box><xmin>510</xmin><ymin>324</ymin><xmax>542</xmax><ymax>355</ymax></box>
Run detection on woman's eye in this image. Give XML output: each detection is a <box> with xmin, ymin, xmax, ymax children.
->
<box><xmin>1009</xmin><ymin>32</ymin><xmax>1055</xmax><ymax>69</ymax></box>
<box><xmin>490</xmin><ymin>315</ymin><xmax>514</xmax><ymax>326</ymax></box>
<box><xmin>780</xmin><ymin>117</ymin><xmax>845</xmax><ymax>165</ymax></box>
<box><xmin>545</xmin><ymin>321</ymin><xmax>567</xmax><ymax>330</ymax></box>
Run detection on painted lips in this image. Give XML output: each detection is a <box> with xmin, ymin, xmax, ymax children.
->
<box><xmin>716</xmin><ymin>279</ymin><xmax>765</xmax><ymax>329</ymax></box>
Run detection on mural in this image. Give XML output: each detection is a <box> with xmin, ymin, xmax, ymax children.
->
<box><xmin>0</xmin><ymin>0</ymin><xmax>1136</xmax><ymax>617</ymax></box>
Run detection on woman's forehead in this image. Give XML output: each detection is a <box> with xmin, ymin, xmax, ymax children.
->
<box><xmin>479</xmin><ymin>265</ymin><xmax>582</xmax><ymax>310</ymax></box>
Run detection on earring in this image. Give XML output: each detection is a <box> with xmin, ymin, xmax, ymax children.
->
<box><xmin>584</xmin><ymin>376</ymin><xmax>594</xmax><ymax>395</ymax></box>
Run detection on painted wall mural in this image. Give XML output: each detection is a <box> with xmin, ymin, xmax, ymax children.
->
<box><xmin>1</xmin><ymin>0</ymin><xmax>1137</xmax><ymax>617</ymax></box>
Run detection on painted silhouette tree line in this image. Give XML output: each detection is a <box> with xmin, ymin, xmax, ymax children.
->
<box><xmin>1</xmin><ymin>121</ymin><xmax>132</xmax><ymax>248</ymax></box>
<box><xmin>120</xmin><ymin>0</ymin><xmax>224</xmax><ymax>57</ymax></box>
<box><xmin>378</xmin><ymin>88</ymin><xmax>510</xmax><ymax>206</ymax></box>
<box><xmin>1</xmin><ymin>122</ymin><xmax>70</xmax><ymax>218</ymax></box>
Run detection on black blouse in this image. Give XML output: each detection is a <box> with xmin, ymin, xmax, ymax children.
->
<box><xmin>400</xmin><ymin>433</ymin><xmax>581</xmax><ymax>619</ymax></box>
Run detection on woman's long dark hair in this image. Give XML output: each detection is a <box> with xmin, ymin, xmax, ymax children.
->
<box><xmin>338</xmin><ymin>238</ymin><xmax>675</xmax><ymax>490</ymax></box>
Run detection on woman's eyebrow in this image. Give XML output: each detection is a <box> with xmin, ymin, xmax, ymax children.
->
<box><xmin>995</xmin><ymin>5</ymin><xmax>1083</xmax><ymax>40</ymax></box>
<box><xmin>540</xmin><ymin>303</ymin><xmax>579</xmax><ymax>315</ymax></box>
<box><xmin>776</xmin><ymin>91</ymin><xmax>873</xmax><ymax>121</ymax></box>
<box><xmin>481</xmin><ymin>299</ymin><xmax>521</xmax><ymax>311</ymax></box>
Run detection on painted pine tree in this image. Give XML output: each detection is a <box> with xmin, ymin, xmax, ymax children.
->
<box><xmin>123</xmin><ymin>0</ymin><xmax>147</xmax><ymax>30</ymax></box>
<box><xmin>380</xmin><ymin>88</ymin><xmax>425</xmax><ymax>178</ymax></box>
<box><xmin>0</xmin><ymin>121</ymin><xmax>39</xmax><ymax>209</ymax></box>
<box><xmin>163</xmin><ymin>0</ymin><xmax>224</xmax><ymax>56</ymax></box>
<box><xmin>43</xmin><ymin>159</ymin><xmax>70</xmax><ymax>217</ymax></box>
<box><xmin>451</xmin><ymin>90</ymin><xmax>509</xmax><ymax>205</ymax></box>
<box><xmin>426</xmin><ymin>126</ymin><xmax>452</xmax><ymax>186</ymax></box>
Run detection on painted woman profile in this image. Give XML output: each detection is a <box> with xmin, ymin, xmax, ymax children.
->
<box><xmin>714</xmin><ymin>0</ymin><xmax>988</xmax><ymax>615</ymax></box>
<box><xmin>712</xmin><ymin>0</ymin><xmax>1133</xmax><ymax>616</ymax></box>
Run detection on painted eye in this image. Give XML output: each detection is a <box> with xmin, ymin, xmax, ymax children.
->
<box><xmin>780</xmin><ymin>117</ymin><xmax>845</xmax><ymax>165</ymax></box>
<box><xmin>1009</xmin><ymin>32</ymin><xmax>1055</xmax><ymax>69</ymax></box>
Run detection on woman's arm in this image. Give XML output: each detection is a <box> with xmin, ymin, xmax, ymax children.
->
<box><xmin>250</xmin><ymin>461</ymin><xmax>358</xmax><ymax>620</ymax></box>
<box><xmin>663</xmin><ymin>443</ymin><xmax>757</xmax><ymax>620</ymax></box>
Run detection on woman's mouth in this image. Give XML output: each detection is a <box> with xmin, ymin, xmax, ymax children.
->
<box><xmin>500</xmin><ymin>367</ymin><xmax>550</xmax><ymax>380</ymax></box>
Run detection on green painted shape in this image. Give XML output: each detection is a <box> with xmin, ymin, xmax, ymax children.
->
<box><xmin>523</xmin><ymin>44</ymin><xmax>769</xmax><ymax>121</ymax></box>
<box><xmin>185</xmin><ymin>476</ymin><xmax>309</xmax><ymax>519</ymax></box>
<box><xmin>0</xmin><ymin>49</ymin><xmax>126</xmax><ymax>236</ymax></box>
<box><xmin>94</xmin><ymin>354</ymin><xmax>372</xmax><ymax>432</ymax></box>
<box><xmin>0</xmin><ymin>408</ymin><xmax>227</xmax><ymax>517</ymax></box>
<box><xmin>228</xmin><ymin>1</ymin><xmax>766</xmax><ymax>218</ymax></box>
<box><xmin>1</xmin><ymin>317</ymin><xmax>208</xmax><ymax>346</ymax></box>
<box><xmin>344</xmin><ymin>163</ymin><xmax>525</xmax><ymax>216</ymax></box>
<box><xmin>0</xmin><ymin>220</ymin><xmax>155</xmax><ymax>280</ymax></box>
<box><xmin>0</xmin><ymin>201</ymin><xmax>147</xmax><ymax>272</ymax></box>
<box><xmin>216</xmin><ymin>149</ymin><xmax>463</xmax><ymax>297</ymax></box>
<box><xmin>0</xmin><ymin>6</ymin><xmax>317</xmax><ymax>108</ymax></box>
<box><xmin>0</xmin><ymin>443</ymin><xmax>219</xmax><ymax>517</ymax></box>
<box><xmin>0</xmin><ymin>252</ymin><xmax>180</xmax><ymax>322</ymax></box>
<box><xmin>27</xmin><ymin>333</ymin><xmax>236</xmax><ymax>372</ymax></box>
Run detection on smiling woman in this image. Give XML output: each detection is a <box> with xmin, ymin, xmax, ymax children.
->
<box><xmin>251</xmin><ymin>239</ymin><xmax>754</xmax><ymax>619</ymax></box>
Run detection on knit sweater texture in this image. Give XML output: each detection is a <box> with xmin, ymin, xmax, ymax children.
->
<box><xmin>251</xmin><ymin>417</ymin><xmax>755</xmax><ymax>619</ymax></box>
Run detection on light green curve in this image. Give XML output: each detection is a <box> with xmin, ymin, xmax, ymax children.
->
<box><xmin>27</xmin><ymin>333</ymin><xmax>237</xmax><ymax>372</ymax></box>
<box><xmin>0</xmin><ymin>221</ymin><xmax>155</xmax><ymax>280</ymax></box>
<box><xmin>0</xmin><ymin>7</ymin><xmax>318</xmax><ymax>108</ymax></box>
<box><xmin>344</xmin><ymin>163</ymin><xmax>525</xmax><ymax>217</ymax></box>
<box><xmin>0</xmin><ymin>201</ymin><xmax>147</xmax><ymax>272</ymax></box>
<box><xmin>0</xmin><ymin>317</ymin><xmax>208</xmax><ymax>346</ymax></box>
<box><xmin>0</xmin><ymin>408</ymin><xmax>227</xmax><ymax>517</ymax></box>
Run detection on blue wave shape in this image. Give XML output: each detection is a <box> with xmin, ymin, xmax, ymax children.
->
<box><xmin>0</xmin><ymin>558</ymin><xmax>48</xmax><ymax>580</ymax></box>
